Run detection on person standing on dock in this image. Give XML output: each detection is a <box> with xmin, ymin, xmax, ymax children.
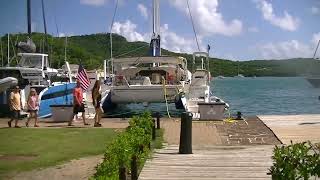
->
<box><xmin>69</xmin><ymin>80</ymin><xmax>89</xmax><ymax>126</ymax></box>
<box><xmin>92</xmin><ymin>80</ymin><xmax>102</xmax><ymax>127</ymax></box>
<box><xmin>26</xmin><ymin>88</ymin><xmax>39</xmax><ymax>127</ymax></box>
<box><xmin>8</xmin><ymin>86</ymin><xmax>22</xmax><ymax>128</ymax></box>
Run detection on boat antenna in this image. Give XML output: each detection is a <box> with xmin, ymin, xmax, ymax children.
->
<box><xmin>27</xmin><ymin>0</ymin><xmax>32</xmax><ymax>37</ymax></box>
<box><xmin>313</xmin><ymin>39</ymin><xmax>320</xmax><ymax>60</ymax></box>
<box><xmin>109</xmin><ymin>0</ymin><xmax>119</xmax><ymax>74</ymax></box>
<box><xmin>54</xmin><ymin>16</ymin><xmax>60</xmax><ymax>38</ymax></box>
<box><xmin>186</xmin><ymin>0</ymin><xmax>200</xmax><ymax>52</ymax></box>
<box><xmin>7</xmin><ymin>33</ymin><xmax>9</xmax><ymax>66</ymax></box>
<box><xmin>0</xmin><ymin>39</ymin><xmax>3</xmax><ymax>67</ymax></box>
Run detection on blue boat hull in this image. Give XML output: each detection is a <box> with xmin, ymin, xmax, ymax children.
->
<box><xmin>38</xmin><ymin>83</ymin><xmax>76</xmax><ymax>118</ymax></box>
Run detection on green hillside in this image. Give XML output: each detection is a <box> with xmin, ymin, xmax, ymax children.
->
<box><xmin>0</xmin><ymin>32</ymin><xmax>319</xmax><ymax>77</ymax></box>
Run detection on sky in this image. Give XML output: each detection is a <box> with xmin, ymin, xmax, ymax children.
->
<box><xmin>0</xmin><ymin>0</ymin><xmax>320</xmax><ymax>60</ymax></box>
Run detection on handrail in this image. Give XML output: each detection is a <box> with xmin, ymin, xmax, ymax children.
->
<box><xmin>113</xmin><ymin>75</ymin><xmax>130</xmax><ymax>87</ymax></box>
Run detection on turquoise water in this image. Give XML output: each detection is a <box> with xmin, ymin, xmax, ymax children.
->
<box><xmin>105</xmin><ymin>77</ymin><xmax>320</xmax><ymax>117</ymax></box>
<box><xmin>212</xmin><ymin>77</ymin><xmax>320</xmax><ymax>116</ymax></box>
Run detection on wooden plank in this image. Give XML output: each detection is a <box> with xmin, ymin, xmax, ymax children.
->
<box><xmin>138</xmin><ymin>145</ymin><xmax>273</xmax><ymax>180</ymax></box>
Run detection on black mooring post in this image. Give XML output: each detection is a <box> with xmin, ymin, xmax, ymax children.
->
<box><xmin>179</xmin><ymin>112</ymin><xmax>192</xmax><ymax>154</ymax></box>
<box><xmin>131</xmin><ymin>155</ymin><xmax>138</xmax><ymax>180</ymax></box>
<box><xmin>152</xmin><ymin>119</ymin><xmax>156</xmax><ymax>140</ymax></box>
<box><xmin>119</xmin><ymin>165</ymin><xmax>126</xmax><ymax>180</ymax></box>
<box><xmin>156</xmin><ymin>112</ymin><xmax>160</xmax><ymax>129</ymax></box>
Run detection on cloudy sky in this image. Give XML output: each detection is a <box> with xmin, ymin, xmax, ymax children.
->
<box><xmin>1</xmin><ymin>0</ymin><xmax>319</xmax><ymax>60</ymax></box>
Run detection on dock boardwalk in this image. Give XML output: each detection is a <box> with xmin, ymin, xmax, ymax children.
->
<box><xmin>138</xmin><ymin>117</ymin><xmax>280</xmax><ymax>180</ymax></box>
<box><xmin>139</xmin><ymin>145</ymin><xmax>273</xmax><ymax>180</ymax></box>
<box><xmin>259</xmin><ymin>114</ymin><xmax>320</xmax><ymax>144</ymax></box>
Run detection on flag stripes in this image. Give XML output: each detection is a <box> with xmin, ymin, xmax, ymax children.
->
<box><xmin>77</xmin><ymin>64</ymin><xmax>90</xmax><ymax>91</ymax></box>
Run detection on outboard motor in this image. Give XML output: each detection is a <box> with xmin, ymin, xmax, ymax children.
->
<box><xmin>17</xmin><ymin>37</ymin><xmax>36</xmax><ymax>53</ymax></box>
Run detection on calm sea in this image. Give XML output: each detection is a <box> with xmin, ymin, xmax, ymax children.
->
<box><xmin>105</xmin><ymin>77</ymin><xmax>320</xmax><ymax>117</ymax></box>
<box><xmin>212</xmin><ymin>77</ymin><xmax>320</xmax><ymax>116</ymax></box>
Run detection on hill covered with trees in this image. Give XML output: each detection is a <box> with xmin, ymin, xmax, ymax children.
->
<box><xmin>0</xmin><ymin>32</ymin><xmax>319</xmax><ymax>77</ymax></box>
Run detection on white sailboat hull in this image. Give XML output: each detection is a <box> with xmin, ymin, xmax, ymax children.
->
<box><xmin>0</xmin><ymin>77</ymin><xmax>18</xmax><ymax>93</ymax></box>
<box><xmin>110</xmin><ymin>85</ymin><xmax>181</xmax><ymax>103</ymax></box>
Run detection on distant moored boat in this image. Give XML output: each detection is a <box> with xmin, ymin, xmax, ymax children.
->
<box><xmin>305</xmin><ymin>39</ymin><xmax>320</xmax><ymax>88</ymax></box>
<box><xmin>306</xmin><ymin>76</ymin><xmax>320</xmax><ymax>88</ymax></box>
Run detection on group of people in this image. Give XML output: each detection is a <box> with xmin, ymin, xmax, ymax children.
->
<box><xmin>7</xmin><ymin>80</ymin><xmax>103</xmax><ymax>128</ymax></box>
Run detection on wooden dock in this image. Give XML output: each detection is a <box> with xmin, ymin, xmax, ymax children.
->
<box><xmin>139</xmin><ymin>114</ymin><xmax>320</xmax><ymax>179</ymax></box>
<box><xmin>139</xmin><ymin>145</ymin><xmax>273</xmax><ymax>180</ymax></box>
<box><xmin>259</xmin><ymin>114</ymin><xmax>320</xmax><ymax>144</ymax></box>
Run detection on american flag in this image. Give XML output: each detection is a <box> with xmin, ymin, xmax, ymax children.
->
<box><xmin>77</xmin><ymin>64</ymin><xmax>90</xmax><ymax>91</ymax></box>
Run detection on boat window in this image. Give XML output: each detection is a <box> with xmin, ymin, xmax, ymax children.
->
<box><xmin>18</xmin><ymin>55</ymin><xmax>42</xmax><ymax>68</ymax></box>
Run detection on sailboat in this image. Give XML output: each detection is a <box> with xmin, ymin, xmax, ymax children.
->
<box><xmin>101</xmin><ymin>0</ymin><xmax>228</xmax><ymax>119</ymax></box>
<box><xmin>305</xmin><ymin>39</ymin><xmax>320</xmax><ymax>88</ymax></box>
<box><xmin>234</xmin><ymin>61</ymin><xmax>244</xmax><ymax>78</ymax></box>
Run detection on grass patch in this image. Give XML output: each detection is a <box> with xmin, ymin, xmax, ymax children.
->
<box><xmin>0</xmin><ymin>128</ymin><xmax>117</xmax><ymax>178</ymax></box>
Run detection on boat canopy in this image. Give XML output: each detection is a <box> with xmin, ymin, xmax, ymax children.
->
<box><xmin>113</xmin><ymin>56</ymin><xmax>186</xmax><ymax>66</ymax></box>
<box><xmin>18</xmin><ymin>53</ymin><xmax>48</xmax><ymax>57</ymax></box>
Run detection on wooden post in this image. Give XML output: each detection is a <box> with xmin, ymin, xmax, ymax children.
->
<box><xmin>152</xmin><ymin>119</ymin><xmax>156</xmax><ymax>140</ymax></box>
<box><xmin>119</xmin><ymin>165</ymin><xmax>126</xmax><ymax>180</ymax></box>
<box><xmin>179</xmin><ymin>112</ymin><xmax>192</xmax><ymax>154</ymax></box>
<box><xmin>131</xmin><ymin>155</ymin><xmax>138</xmax><ymax>180</ymax></box>
<box><xmin>156</xmin><ymin>112</ymin><xmax>160</xmax><ymax>129</ymax></box>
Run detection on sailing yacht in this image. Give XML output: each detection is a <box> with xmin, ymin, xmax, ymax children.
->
<box><xmin>102</xmin><ymin>0</ymin><xmax>228</xmax><ymax>118</ymax></box>
<box><xmin>234</xmin><ymin>61</ymin><xmax>244</xmax><ymax>78</ymax></box>
<box><xmin>305</xmin><ymin>39</ymin><xmax>320</xmax><ymax>88</ymax></box>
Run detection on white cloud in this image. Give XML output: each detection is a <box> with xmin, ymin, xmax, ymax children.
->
<box><xmin>160</xmin><ymin>24</ymin><xmax>201</xmax><ymax>53</ymax></box>
<box><xmin>248</xmin><ymin>27</ymin><xmax>259</xmax><ymax>33</ymax></box>
<box><xmin>57</xmin><ymin>32</ymin><xmax>74</xmax><ymax>37</ymax></box>
<box><xmin>168</xmin><ymin>0</ymin><xmax>243</xmax><ymax>36</ymax></box>
<box><xmin>112</xmin><ymin>20</ymin><xmax>147</xmax><ymax>42</ymax></box>
<box><xmin>111</xmin><ymin>20</ymin><xmax>201</xmax><ymax>53</ymax></box>
<box><xmin>255</xmin><ymin>0</ymin><xmax>299</xmax><ymax>31</ymax></box>
<box><xmin>137</xmin><ymin>4</ymin><xmax>148</xmax><ymax>19</ymax></box>
<box><xmin>58</xmin><ymin>33</ymin><xmax>66</xmax><ymax>37</ymax></box>
<box><xmin>311</xmin><ymin>6</ymin><xmax>320</xmax><ymax>15</ymax></box>
<box><xmin>257</xmin><ymin>40</ymin><xmax>312</xmax><ymax>59</ymax></box>
<box><xmin>80</xmin><ymin>0</ymin><xmax>107</xmax><ymax>6</ymax></box>
<box><xmin>255</xmin><ymin>32</ymin><xmax>320</xmax><ymax>59</ymax></box>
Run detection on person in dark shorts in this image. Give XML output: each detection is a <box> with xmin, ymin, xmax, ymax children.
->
<box><xmin>92</xmin><ymin>80</ymin><xmax>102</xmax><ymax>127</ymax></box>
<box><xmin>26</xmin><ymin>88</ymin><xmax>39</xmax><ymax>127</ymax></box>
<box><xmin>69</xmin><ymin>80</ymin><xmax>89</xmax><ymax>126</ymax></box>
<box><xmin>8</xmin><ymin>86</ymin><xmax>21</xmax><ymax>128</ymax></box>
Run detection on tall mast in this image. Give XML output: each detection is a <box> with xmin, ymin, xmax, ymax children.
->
<box><xmin>313</xmin><ymin>39</ymin><xmax>320</xmax><ymax>59</ymax></box>
<box><xmin>0</xmin><ymin>40</ymin><xmax>3</xmax><ymax>67</ymax></box>
<box><xmin>153</xmin><ymin>0</ymin><xmax>160</xmax><ymax>37</ymax></box>
<box><xmin>7</xmin><ymin>34</ymin><xmax>9</xmax><ymax>66</ymax></box>
<box><xmin>64</xmin><ymin>36</ymin><xmax>67</xmax><ymax>62</ymax></box>
<box><xmin>27</xmin><ymin>0</ymin><xmax>32</xmax><ymax>36</ymax></box>
<box><xmin>41</xmin><ymin>0</ymin><xmax>47</xmax><ymax>35</ymax></box>
<box><xmin>110</xmin><ymin>0</ymin><xmax>119</xmax><ymax>74</ymax></box>
<box><xmin>41</xmin><ymin>0</ymin><xmax>48</xmax><ymax>55</ymax></box>
<box><xmin>150</xmin><ymin>0</ymin><xmax>161</xmax><ymax>57</ymax></box>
